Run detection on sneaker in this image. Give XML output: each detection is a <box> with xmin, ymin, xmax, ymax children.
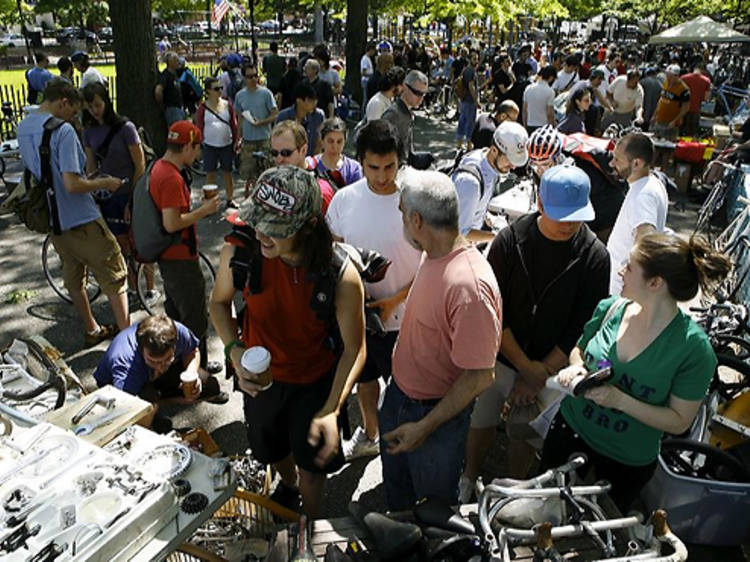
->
<box><xmin>199</xmin><ymin>376</ymin><xmax>229</xmax><ymax>404</ymax></box>
<box><xmin>205</xmin><ymin>360</ymin><xmax>223</xmax><ymax>375</ymax></box>
<box><xmin>458</xmin><ymin>474</ymin><xmax>474</xmax><ymax>504</ymax></box>
<box><xmin>84</xmin><ymin>323</ymin><xmax>118</xmax><ymax>347</ymax></box>
<box><xmin>343</xmin><ymin>426</ymin><xmax>380</xmax><ymax>461</ymax></box>
<box><xmin>269</xmin><ymin>480</ymin><xmax>300</xmax><ymax>512</ymax></box>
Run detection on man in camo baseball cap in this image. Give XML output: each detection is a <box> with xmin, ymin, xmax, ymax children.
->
<box><xmin>238</xmin><ymin>165</ymin><xmax>322</xmax><ymax>238</ymax></box>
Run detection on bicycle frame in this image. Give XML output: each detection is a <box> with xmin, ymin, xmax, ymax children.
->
<box><xmin>477</xmin><ymin>455</ymin><xmax>688</xmax><ymax>562</ymax></box>
<box><xmin>713</xmin><ymin>83</ymin><xmax>750</xmax><ymax>124</ymax></box>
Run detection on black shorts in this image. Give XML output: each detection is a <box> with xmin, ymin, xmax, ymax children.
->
<box><xmin>358</xmin><ymin>330</ymin><xmax>398</xmax><ymax>383</ymax></box>
<box><xmin>242</xmin><ymin>371</ymin><xmax>345</xmax><ymax>474</ymax></box>
<box><xmin>203</xmin><ymin>143</ymin><xmax>234</xmax><ymax>172</ymax></box>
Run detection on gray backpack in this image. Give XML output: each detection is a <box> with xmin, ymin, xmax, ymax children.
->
<box><xmin>131</xmin><ymin>161</ymin><xmax>179</xmax><ymax>263</ymax></box>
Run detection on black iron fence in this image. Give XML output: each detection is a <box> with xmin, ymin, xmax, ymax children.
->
<box><xmin>0</xmin><ymin>64</ymin><xmax>216</xmax><ymax>141</ymax></box>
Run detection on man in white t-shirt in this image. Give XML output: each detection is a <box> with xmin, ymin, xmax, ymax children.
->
<box><xmin>522</xmin><ymin>66</ymin><xmax>557</xmax><ymax>133</ymax></box>
<box><xmin>326</xmin><ymin>119</ymin><xmax>422</xmax><ymax>461</ymax></box>
<box><xmin>595</xmin><ymin>52</ymin><xmax>620</xmax><ymax>102</ymax></box>
<box><xmin>551</xmin><ymin>55</ymin><xmax>580</xmax><ymax>94</ymax></box>
<box><xmin>452</xmin><ymin>121</ymin><xmax>529</xmax><ymax>243</ymax></box>
<box><xmin>365</xmin><ymin>66</ymin><xmax>403</xmax><ymax>121</ymax></box>
<box><xmin>71</xmin><ymin>51</ymin><xmax>106</xmax><ymax>89</ymax></box>
<box><xmin>607</xmin><ymin>133</ymin><xmax>668</xmax><ymax>294</ymax></box>
<box><xmin>602</xmin><ymin>70</ymin><xmax>644</xmax><ymax>129</ymax></box>
<box><xmin>360</xmin><ymin>42</ymin><xmax>376</xmax><ymax>110</ymax></box>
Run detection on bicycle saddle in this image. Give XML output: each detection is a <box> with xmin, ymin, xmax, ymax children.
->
<box><xmin>348</xmin><ymin>501</ymin><xmax>422</xmax><ymax>560</ymax></box>
<box><xmin>413</xmin><ymin>497</ymin><xmax>475</xmax><ymax>535</ymax></box>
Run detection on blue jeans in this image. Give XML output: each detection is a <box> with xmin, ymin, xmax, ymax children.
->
<box><xmin>378</xmin><ymin>380</ymin><xmax>472</xmax><ymax>511</ymax></box>
<box><xmin>456</xmin><ymin>100</ymin><xmax>477</xmax><ymax>142</ymax></box>
<box><xmin>165</xmin><ymin>106</ymin><xmax>186</xmax><ymax>126</ymax></box>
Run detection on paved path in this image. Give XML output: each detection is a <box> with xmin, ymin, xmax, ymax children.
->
<box><xmin>0</xmin><ymin>114</ymin><xmax>746</xmax><ymax>559</ymax></box>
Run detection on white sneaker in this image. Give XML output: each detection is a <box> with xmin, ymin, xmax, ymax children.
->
<box><xmin>458</xmin><ymin>474</ymin><xmax>474</xmax><ymax>504</ymax></box>
<box><xmin>343</xmin><ymin>426</ymin><xmax>380</xmax><ymax>461</ymax></box>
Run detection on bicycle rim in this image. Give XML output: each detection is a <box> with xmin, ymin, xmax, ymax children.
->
<box><xmin>42</xmin><ymin>236</ymin><xmax>102</xmax><ymax>304</ymax></box>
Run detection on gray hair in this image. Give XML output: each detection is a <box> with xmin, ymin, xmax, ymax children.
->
<box><xmin>304</xmin><ymin>58</ymin><xmax>320</xmax><ymax>74</ymax></box>
<box><xmin>400</xmin><ymin>168</ymin><xmax>458</xmax><ymax>231</ymax></box>
<box><xmin>404</xmin><ymin>69</ymin><xmax>428</xmax><ymax>87</ymax></box>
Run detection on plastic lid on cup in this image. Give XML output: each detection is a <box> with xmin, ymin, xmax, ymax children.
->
<box><xmin>241</xmin><ymin>346</ymin><xmax>271</xmax><ymax>373</ymax></box>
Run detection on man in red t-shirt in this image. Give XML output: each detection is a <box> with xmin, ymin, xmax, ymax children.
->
<box><xmin>150</xmin><ymin>121</ymin><xmax>220</xmax><ymax>372</ymax></box>
<box><xmin>680</xmin><ymin>62</ymin><xmax>711</xmax><ymax>136</ymax></box>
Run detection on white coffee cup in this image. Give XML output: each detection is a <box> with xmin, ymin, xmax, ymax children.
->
<box><xmin>202</xmin><ymin>184</ymin><xmax>219</xmax><ymax>199</ymax></box>
<box><xmin>180</xmin><ymin>370</ymin><xmax>199</xmax><ymax>398</ymax></box>
<box><xmin>241</xmin><ymin>346</ymin><xmax>273</xmax><ymax>390</ymax></box>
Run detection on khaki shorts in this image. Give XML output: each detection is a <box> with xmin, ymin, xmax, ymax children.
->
<box><xmin>51</xmin><ymin>217</ymin><xmax>127</xmax><ymax>296</ymax></box>
<box><xmin>239</xmin><ymin>139</ymin><xmax>271</xmax><ymax>181</ymax></box>
<box><xmin>470</xmin><ymin>361</ymin><xmax>518</xmax><ymax>429</ymax></box>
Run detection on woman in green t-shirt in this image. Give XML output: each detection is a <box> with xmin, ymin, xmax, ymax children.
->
<box><xmin>540</xmin><ymin>233</ymin><xmax>730</xmax><ymax>510</ymax></box>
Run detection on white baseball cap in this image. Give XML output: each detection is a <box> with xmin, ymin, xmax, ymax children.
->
<box><xmin>666</xmin><ymin>64</ymin><xmax>681</xmax><ymax>75</ymax></box>
<box><xmin>493</xmin><ymin>121</ymin><xmax>529</xmax><ymax>168</ymax></box>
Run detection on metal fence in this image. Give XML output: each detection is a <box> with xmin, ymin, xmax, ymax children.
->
<box><xmin>0</xmin><ymin>64</ymin><xmax>216</xmax><ymax>141</ymax></box>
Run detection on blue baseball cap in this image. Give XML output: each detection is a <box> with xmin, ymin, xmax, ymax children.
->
<box><xmin>539</xmin><ymin>164</ymin><xmax>595</xmax><ymax>222</ymax></box>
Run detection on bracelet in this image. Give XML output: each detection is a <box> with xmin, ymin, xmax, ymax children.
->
<box><xmin>224</xmin><ymin>339</ymin><xmax>244</xmax><ymax>360</ymax></box>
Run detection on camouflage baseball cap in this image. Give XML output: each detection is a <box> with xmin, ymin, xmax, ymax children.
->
<box><xmin>238</xmin><ymin>165</ymin><xmax>322</xmax><ymax>238</ymax></box>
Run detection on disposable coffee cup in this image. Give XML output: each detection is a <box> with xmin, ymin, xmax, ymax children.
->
<box><xmin>203</xmin><ymin>184</ymin><xmax>219</xmax><ymax>199</ymax></box>
<box><xmin>241</xmin><ymin>346</ymin><xmax>273</xmax><ymax>390</ymax></box>
<box><xmin>180</xmin><ymin>370</ymin><xmax>199</xmax><ymax>398</ymax></box>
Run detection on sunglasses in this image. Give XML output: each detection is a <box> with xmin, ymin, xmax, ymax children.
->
<box><xmin>406</xmin><ymin>84</ymin><xmax>427</xmax><ymax>97</ymax></box>
<box><xmin>270</xmin><ymin>148</ymin><xmax>296</xmax><ymax>158</ymax></box>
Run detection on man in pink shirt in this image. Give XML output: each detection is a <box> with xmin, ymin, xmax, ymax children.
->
<box><xmin>680</xmin><ymin>62</ymin><xmax>711</xmax><ymax>137</ymax></box>
<box><xmin>378</xmin><ymin>168</ymin><xmax>503</xmax><ymax>510</ymax></box>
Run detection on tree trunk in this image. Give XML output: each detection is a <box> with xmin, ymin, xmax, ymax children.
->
<box><xmin>314</xmin><ymin>4</ymin><xmax>324</xmax><ymax>44</ymax></box>
<box><xmin>109</xmin><ymin>0</ymin><xmax>165</xmax><ymax>154</ymax></box>
<box><xmin>344</xmin><ymin>0</ymin><xmax>367</xmax><ymax>103</ymax></box>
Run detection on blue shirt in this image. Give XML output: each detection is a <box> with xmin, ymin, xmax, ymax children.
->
<box><xmin>275</xmin><ymin>106</ymin><xmax>325</xmax><ymax>156</ymax></box>
<box><xmin>93</xmin><ymin>321</ymin><xmax>199</xmax><ymax>395</ymax></box>
<box><xmin>17</xmin><ymin>110</ymin><xmax>100</xmax><ymax>231</ymax></box>
<box><xmin>233</xmin><ymin>86</ymin><xmax>277</xmax><ymax>141</ymax></box>
<box><xmin>26</xmin><ymin>67</ymin><xmax>54</xmax><ymax>93</ymax></box>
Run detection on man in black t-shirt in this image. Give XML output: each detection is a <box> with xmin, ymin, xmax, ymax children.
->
<box><xmin>458</xmin><ymin>164</ymin><xmax>610</xmax><ymax>500</ymax></box>
<box><xmin>471</xmin><ymin>100</ymin><xmax>519</xmax><ymax>149</ymax></box>
<box><xmin>154</xmin><ymin>52</ymin><xmax>185</xmax><ymax>126</ymax></box>
<box><xmin>303</xmin><ymin>58</ymin><xmax>334</xmax><ymax>117</ymax></box>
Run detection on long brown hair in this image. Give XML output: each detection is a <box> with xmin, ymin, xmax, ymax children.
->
<box><xmin>633</xmin><ymin>233</ymin><xmax>731</xmax><ymax>301</ymax></box>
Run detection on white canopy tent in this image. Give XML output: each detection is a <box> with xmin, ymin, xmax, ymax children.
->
<box><xmin>649</xmin><ymin>15</ymin><xmax>750</xmax><ymax>44</ymax></box>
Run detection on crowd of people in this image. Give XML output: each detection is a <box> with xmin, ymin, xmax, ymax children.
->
<box><xmin>12</xmin><ymin>32</ymin><xmax>745</xmax><ymax>522</ymax></box>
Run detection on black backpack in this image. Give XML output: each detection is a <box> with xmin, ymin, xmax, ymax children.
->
<box><xmin>2</xmin><ymin>117</ymin><xmax>65</xmax><ymax>234</ymax></box>
<box><xmin>225</xmin><ymin>225</ymin><xmax>391</xmax><ymax>349</ymax></box>
<box><xmin>438</xmin><ymin>149</ymin><xmax>487</xmax><ymax>200</ymax></box>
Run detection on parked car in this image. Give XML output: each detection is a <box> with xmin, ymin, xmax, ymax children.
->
<box><xmin>56</xmin><ymin>27</ymin><xmax>98</xmax><ymax>45</ymax></box>
<box><xmin>99</xmin><ymin>27</ymin><xmax>113</xmax><ymax>42</ymax></box>
<box><xmin>0</xmin><ymin>33</ymin><xmax>24</xmax><ymax>48</ymax></box>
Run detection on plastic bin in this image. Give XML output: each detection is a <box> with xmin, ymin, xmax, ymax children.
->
<box><xmin>641</xmin><ymin>454</ymin><xmax>750</xmax><ymax>546</ymax></box>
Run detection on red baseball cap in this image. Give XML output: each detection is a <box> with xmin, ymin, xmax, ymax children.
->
<box><xmin>167</xmin><ymin>120</ymin><xmax>202</xmax><ymax>145</ymax></box>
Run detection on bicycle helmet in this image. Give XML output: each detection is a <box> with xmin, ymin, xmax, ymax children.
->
<box><xmin>527</xmin><ymin>125</ymin><xmax>563</xmax><ymax>162</ymax></box>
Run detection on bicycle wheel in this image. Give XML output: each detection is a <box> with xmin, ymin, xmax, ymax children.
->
<box><xmin>695</xmin><ymin>180</ymin><xmax>730</xmax><ymax>235</ymax></box>
<box><xmin>136</xmin><ymin>252</ymin><xmax>216</xmax><ymax>316</ymax></box>
<box><xmin>42</xmin><ymin>235</ymin><xmax>102</xmax><ymax>304</ymax></box>
<box><xmin>712</xmin><ymin>334</ymin><xmax>750</xmax><ymax>361</ymax></box>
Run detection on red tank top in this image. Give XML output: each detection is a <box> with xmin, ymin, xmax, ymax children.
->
<box><xmin>242</xmin><ymin>257</ymin><xmax>336</xmax><ymax>384</ymax></box>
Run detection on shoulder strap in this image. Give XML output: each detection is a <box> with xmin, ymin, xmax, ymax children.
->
<box><xmin>454</xmin><ymin>164</ymin><xmax>485</xmax><ymax>199</ymax></box>
<box><xmin>95</xmin><ymin>119</ymin><xmax>127</xmax><ymax>165</ymax></box>
<box><xmin>41</xmin><ymin>117</ymin><xmax>66</xmax><ymax>235</ymax></box>
<box><xmin>204</xmin><ymin>103</ymin><xmax>232</xmax><ymax>126</ymax></box>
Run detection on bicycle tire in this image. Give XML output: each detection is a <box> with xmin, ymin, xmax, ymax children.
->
<box><xmin>713</xmin><ymin>352</ymin><xmax>750</xmax><ymax>401</ymax></box>
<box><xmin>661</xmin><ymin>438</ymin><xmax>750</xmax><ymax>482</ymax></box>
<box><xmin>42</xmin><ymin>235</ymin><xmax>102</xmax><ymax>305</ymax></box>
<box><xmin>712</xmin><ymin>334</ymin><xmax>750</xmax><ymax>361</ymax></box>
<box><xmin>695</xmin><ymin>180</ymin><xmax>730</xmax><ymax>235</ymax></box>
<box><xmin>136</xmin><ymin>252</ymin><xmax>216</xmax><ymax>316</ymax></box>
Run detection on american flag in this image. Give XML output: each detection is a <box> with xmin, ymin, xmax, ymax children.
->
<box><xmin>211</xmin><ymin>0</ymin><xmax>230</xmax><ymax>26</ymax></box>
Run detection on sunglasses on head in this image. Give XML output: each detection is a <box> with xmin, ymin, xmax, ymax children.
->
<box><xmin>406</xmin><ymin>83</ymin><xmax>427</xmax><ymax>97</ymax></box>
<box><xmin>270</xmin><ymin>148</ymin><xmax>296</xmax><ymax>158</ymax></box>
